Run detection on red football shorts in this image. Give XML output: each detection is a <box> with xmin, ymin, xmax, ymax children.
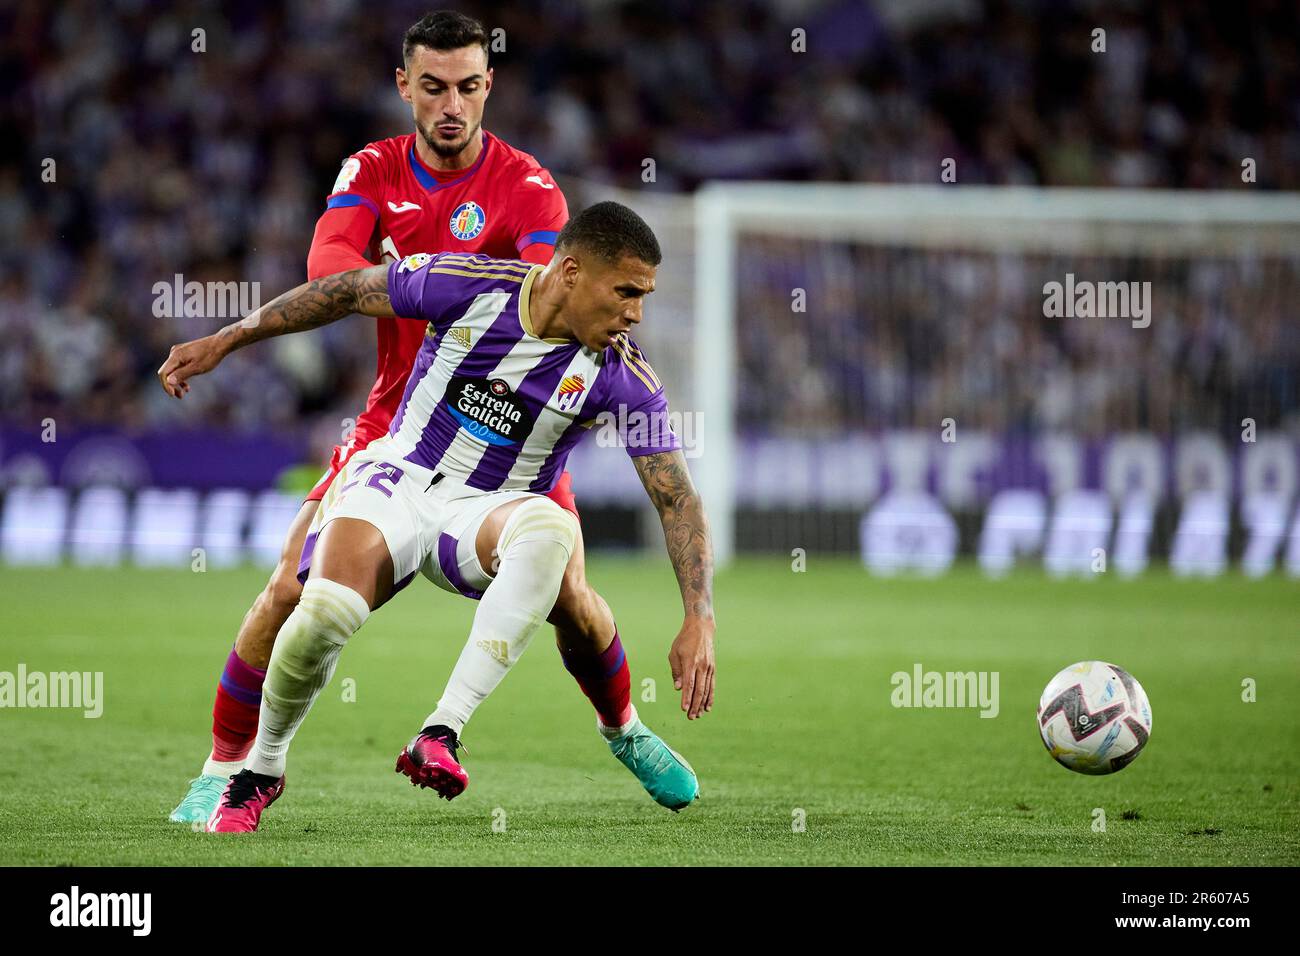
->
<box><xmin>544</xmin><ymin>470</ymin><xmax>579</xmax><ymax>518</ymax></box>
<box><xmin>305</xmin><ymin>439</ymin><xmax>361</xmax><ymax>502</ymax></box>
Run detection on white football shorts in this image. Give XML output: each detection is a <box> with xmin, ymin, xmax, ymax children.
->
<box><xmin>297</xmin><ymin>439</ymin><xmax>540</xmax><ymax>600</ymax></box>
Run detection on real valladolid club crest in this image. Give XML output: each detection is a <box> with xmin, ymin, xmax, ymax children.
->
<box><xmin>449</xmin><ymin>201</ymin><xmax>486</xmax><ymax>240</ymax></box>
<box><xmin>556</xmin><ymin>374</ymin><xmax>586</xmax><ymax>411</ymax></box>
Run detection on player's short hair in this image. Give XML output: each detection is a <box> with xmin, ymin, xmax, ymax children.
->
<box><xmin>403</xmin><ymin>11</ymin><xmax>490</xmax><ymax>64</ymax></box>
<box><xmin>556</xmin><ymin>202</ymin><xmax>663</xmax><ymax>267</ymax></box>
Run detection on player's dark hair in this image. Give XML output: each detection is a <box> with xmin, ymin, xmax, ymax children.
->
<box><xmin>555</xmin><ymin>202</ymin><xmax>662</xmax><ymax>267</ymax></box>
<box><xmin>403</xmin><ymin>10</ymin><xmax>490</xmax><ymax>64</ymax></box>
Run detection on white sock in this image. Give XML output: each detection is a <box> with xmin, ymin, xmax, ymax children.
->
<box><xmin>245</xmin><ymin>579</ymin><xmax>369</xmax><ymax>778</ymax></box>
<box><xmin>425</xmin><ymin>500</ymin><xmax>577</xmax><ymax>734</ymax></box>
<box><xmin>597</xmin><ymin>705</ymin><xmax>640</xmax><ymax>740</ymax></box>
<box><xmin>201</xmin><ymin>757</ymin><xmax>244</xmax><ymax>778</ymax></box>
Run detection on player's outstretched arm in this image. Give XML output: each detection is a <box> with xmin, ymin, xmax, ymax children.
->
<box><xmin>157</xmin><ymin>264</ymin><xmax>395</xmax><ymax>398</ymax></box>
<box><xmin>633</xmin><ymin>450</ymin><xmax>716</xmax><ymax>719</ymax></box>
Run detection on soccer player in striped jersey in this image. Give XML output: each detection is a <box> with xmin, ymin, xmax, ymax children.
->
<box><xmin>166</xmin><ymin>11</ymin><xmax>643</xmax><ymax>824</ymax></box>
<box><xmin>160</xmin><ymin>203</ymin><xmax>715</xmax><ymax>831</ymax></box>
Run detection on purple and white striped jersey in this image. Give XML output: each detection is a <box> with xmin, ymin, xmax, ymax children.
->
<box><xmin>381</xmin><ymin>251</ymin><xmax>680</xmax><ymax>492</ymax></box>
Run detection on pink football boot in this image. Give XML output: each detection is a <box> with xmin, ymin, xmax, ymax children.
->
<box><xmin>395</xmin><ymin>725</ymin><xmax>469</xmax><ymax>800</ymax></box>
<box><xmin>205</xmin><ymin>769</ymin><xmax>285</xmax><ymax>833</ymax></box>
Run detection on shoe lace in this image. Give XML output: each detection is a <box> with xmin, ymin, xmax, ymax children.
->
<box><xmin>421</xmin><ymin>725</ymin><xmax>468</xmax><ymax>759</ymax></box>
<box><xmin>223</xmin><ymin>771</ymin><xmax>268</xmax><ymax>810</ymax></box>
<box><xmin>612</xmin><ymin>732</ymin><xmax>646</xmax><ymax>764</ymax></box>
<box><xmin>613</xmin><ymin>731</ymin><xmax>676</xmax><ymax>777</ymax></box>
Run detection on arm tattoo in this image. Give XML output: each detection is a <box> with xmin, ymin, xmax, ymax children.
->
<box><xmin>634</xmin><ymin>451</ymin><xmax>715</xmax><ymax>620</ymax></box>
<box><xmin>212</xmin><ymin>265</ymin><xmax>393</xmax><ymax>353</ymax></box>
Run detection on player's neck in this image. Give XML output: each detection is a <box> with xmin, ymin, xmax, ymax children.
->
<box><xmin>414</xmin><ymin>127</ymin><xmax>485</xmax><ymax>173</ymax></box>
<box><xmin>528</xmin><ymin>265</ymin><xmax>574</xmax><ymax>342</ymax></box>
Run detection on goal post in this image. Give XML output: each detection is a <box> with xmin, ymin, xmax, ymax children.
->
<box><xmin>694</xmin><ymin>186</ymin><xmax>740</xmax><ymax>567</ymax></box>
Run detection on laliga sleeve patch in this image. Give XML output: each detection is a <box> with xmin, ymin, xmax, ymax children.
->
<box><xmin>332</xmin><ymin>157</ymin><xmax>361</xmax><ymax>194</ymax></box>
<box><xmin>399</xmin><ymin>253</ymin><xmax>433</xmax><ymax>273</ymax></box>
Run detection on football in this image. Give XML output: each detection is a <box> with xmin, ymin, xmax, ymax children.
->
<box><xmin>1037</xmin><ymin>661</ymin><xmax>1153</xmax><ymax>775</ymax></box>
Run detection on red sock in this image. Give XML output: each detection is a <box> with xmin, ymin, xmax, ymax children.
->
<box><xmin>210</xmin><ymin>647</ymin><xmax>265</xmax><ymax>762</ymax></box>
<box><xmin>561</xmin><ymin>630</ymin><xmax>633</xmax><ymax>728</ymax></box>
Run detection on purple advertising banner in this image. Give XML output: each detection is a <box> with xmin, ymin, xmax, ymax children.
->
<box><xmin>0</xmin><ymin>427</ymin><xmax>307</xmax><ymax>492</ymax></box>
<box><xmin>2</xmin><ymin>427</ymin><xmax>1297</xmax><ymax>507</ymax></box>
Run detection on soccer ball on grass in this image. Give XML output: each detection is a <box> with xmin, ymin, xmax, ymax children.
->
<box><xmin>1037</xmin><ymin>661</ymin><xmax>1152</xmax><ymax>775</ymax></box>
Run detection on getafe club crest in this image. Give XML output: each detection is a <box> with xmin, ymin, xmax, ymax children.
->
<box><xmin>556</xmin><ymin>374</ymin><xmax>586</xmax><ymax>411</ymax></box>
<box><xmin>449</xmin><ymin>201</ymin><xmax>486</xmax><ymax>241</ymax></box>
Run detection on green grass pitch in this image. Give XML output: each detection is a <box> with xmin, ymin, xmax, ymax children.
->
<box><xmin>0</xmin><ymin>558</ymin><xmax>1296</xmax><ymax>866</ymax></box>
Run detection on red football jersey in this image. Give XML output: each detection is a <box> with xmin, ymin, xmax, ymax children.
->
<box><xmin>321</xmin><ymin>131</ymin><xmax>568</xmax><ymax>447</ymax></box>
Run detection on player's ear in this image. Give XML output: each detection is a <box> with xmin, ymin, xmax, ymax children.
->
<box><xmin>483</xmin><ymin>67</ymin><xmax>493</xmax><ymax>99</ymax></box>
<box><xmin>395</xmin><ymin>66</ymin><xmax>412</xmax><ymax>103</ymax></box>
<box><xmin>560</xmin><ymin>254</ymin><xmax>580</xmax><ymax>288</ymax></box>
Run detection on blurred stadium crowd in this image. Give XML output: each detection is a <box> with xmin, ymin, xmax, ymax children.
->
<box><xmin>1</xmin><ymin>0</ymin><xmax>1297</xmax><ymax>440</ymax></box>
<box><xmin>738</xmin><ymin>244</ymin><xmax>1300</xmax><ymax>436</ymax></box>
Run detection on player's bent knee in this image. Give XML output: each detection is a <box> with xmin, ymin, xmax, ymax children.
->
<box><xmin>264</xmin><ymin>561</ymin><xmax>305</xmax><ymax>613</ymax></box>
<box><xmin>560</xmin><ymin>543</ymin><xmax>588</xmax><ymax>588</ymax></box>
<box><xmin>264</xmin><ymin>579</ymin><xmax>369</xmax><ymax>715</ymax></box>
<box><xmin>498</xmin><ymin>497</ymin><xmax>578</xmax><ymax>560</ymax></box>
<box><xmin>553</xmin><ymin>567</ymin><xmax>595</xmax><ymax>622</ymax></box>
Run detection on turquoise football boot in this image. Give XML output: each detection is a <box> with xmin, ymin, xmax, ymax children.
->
<box><xmin>606</xmin><ymin>717</ymin><xmax>699</xmax><ymax>811</ymax></box>
<box><xmin>169</xmin><ymin>773</ymin><xmax>229</xmax><ymax>824</ymax></box>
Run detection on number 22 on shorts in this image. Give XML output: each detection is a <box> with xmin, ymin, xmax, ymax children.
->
<box><xmin>340</xmin><ymin>461</ymin><xmax>405</xmax><ymax>498</ymax></box>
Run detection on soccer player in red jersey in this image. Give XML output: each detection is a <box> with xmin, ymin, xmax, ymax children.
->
<box><xmin>167</xmin><ymin>12</ymin><xmax>695</xmax><ymax>824</ymax></box>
